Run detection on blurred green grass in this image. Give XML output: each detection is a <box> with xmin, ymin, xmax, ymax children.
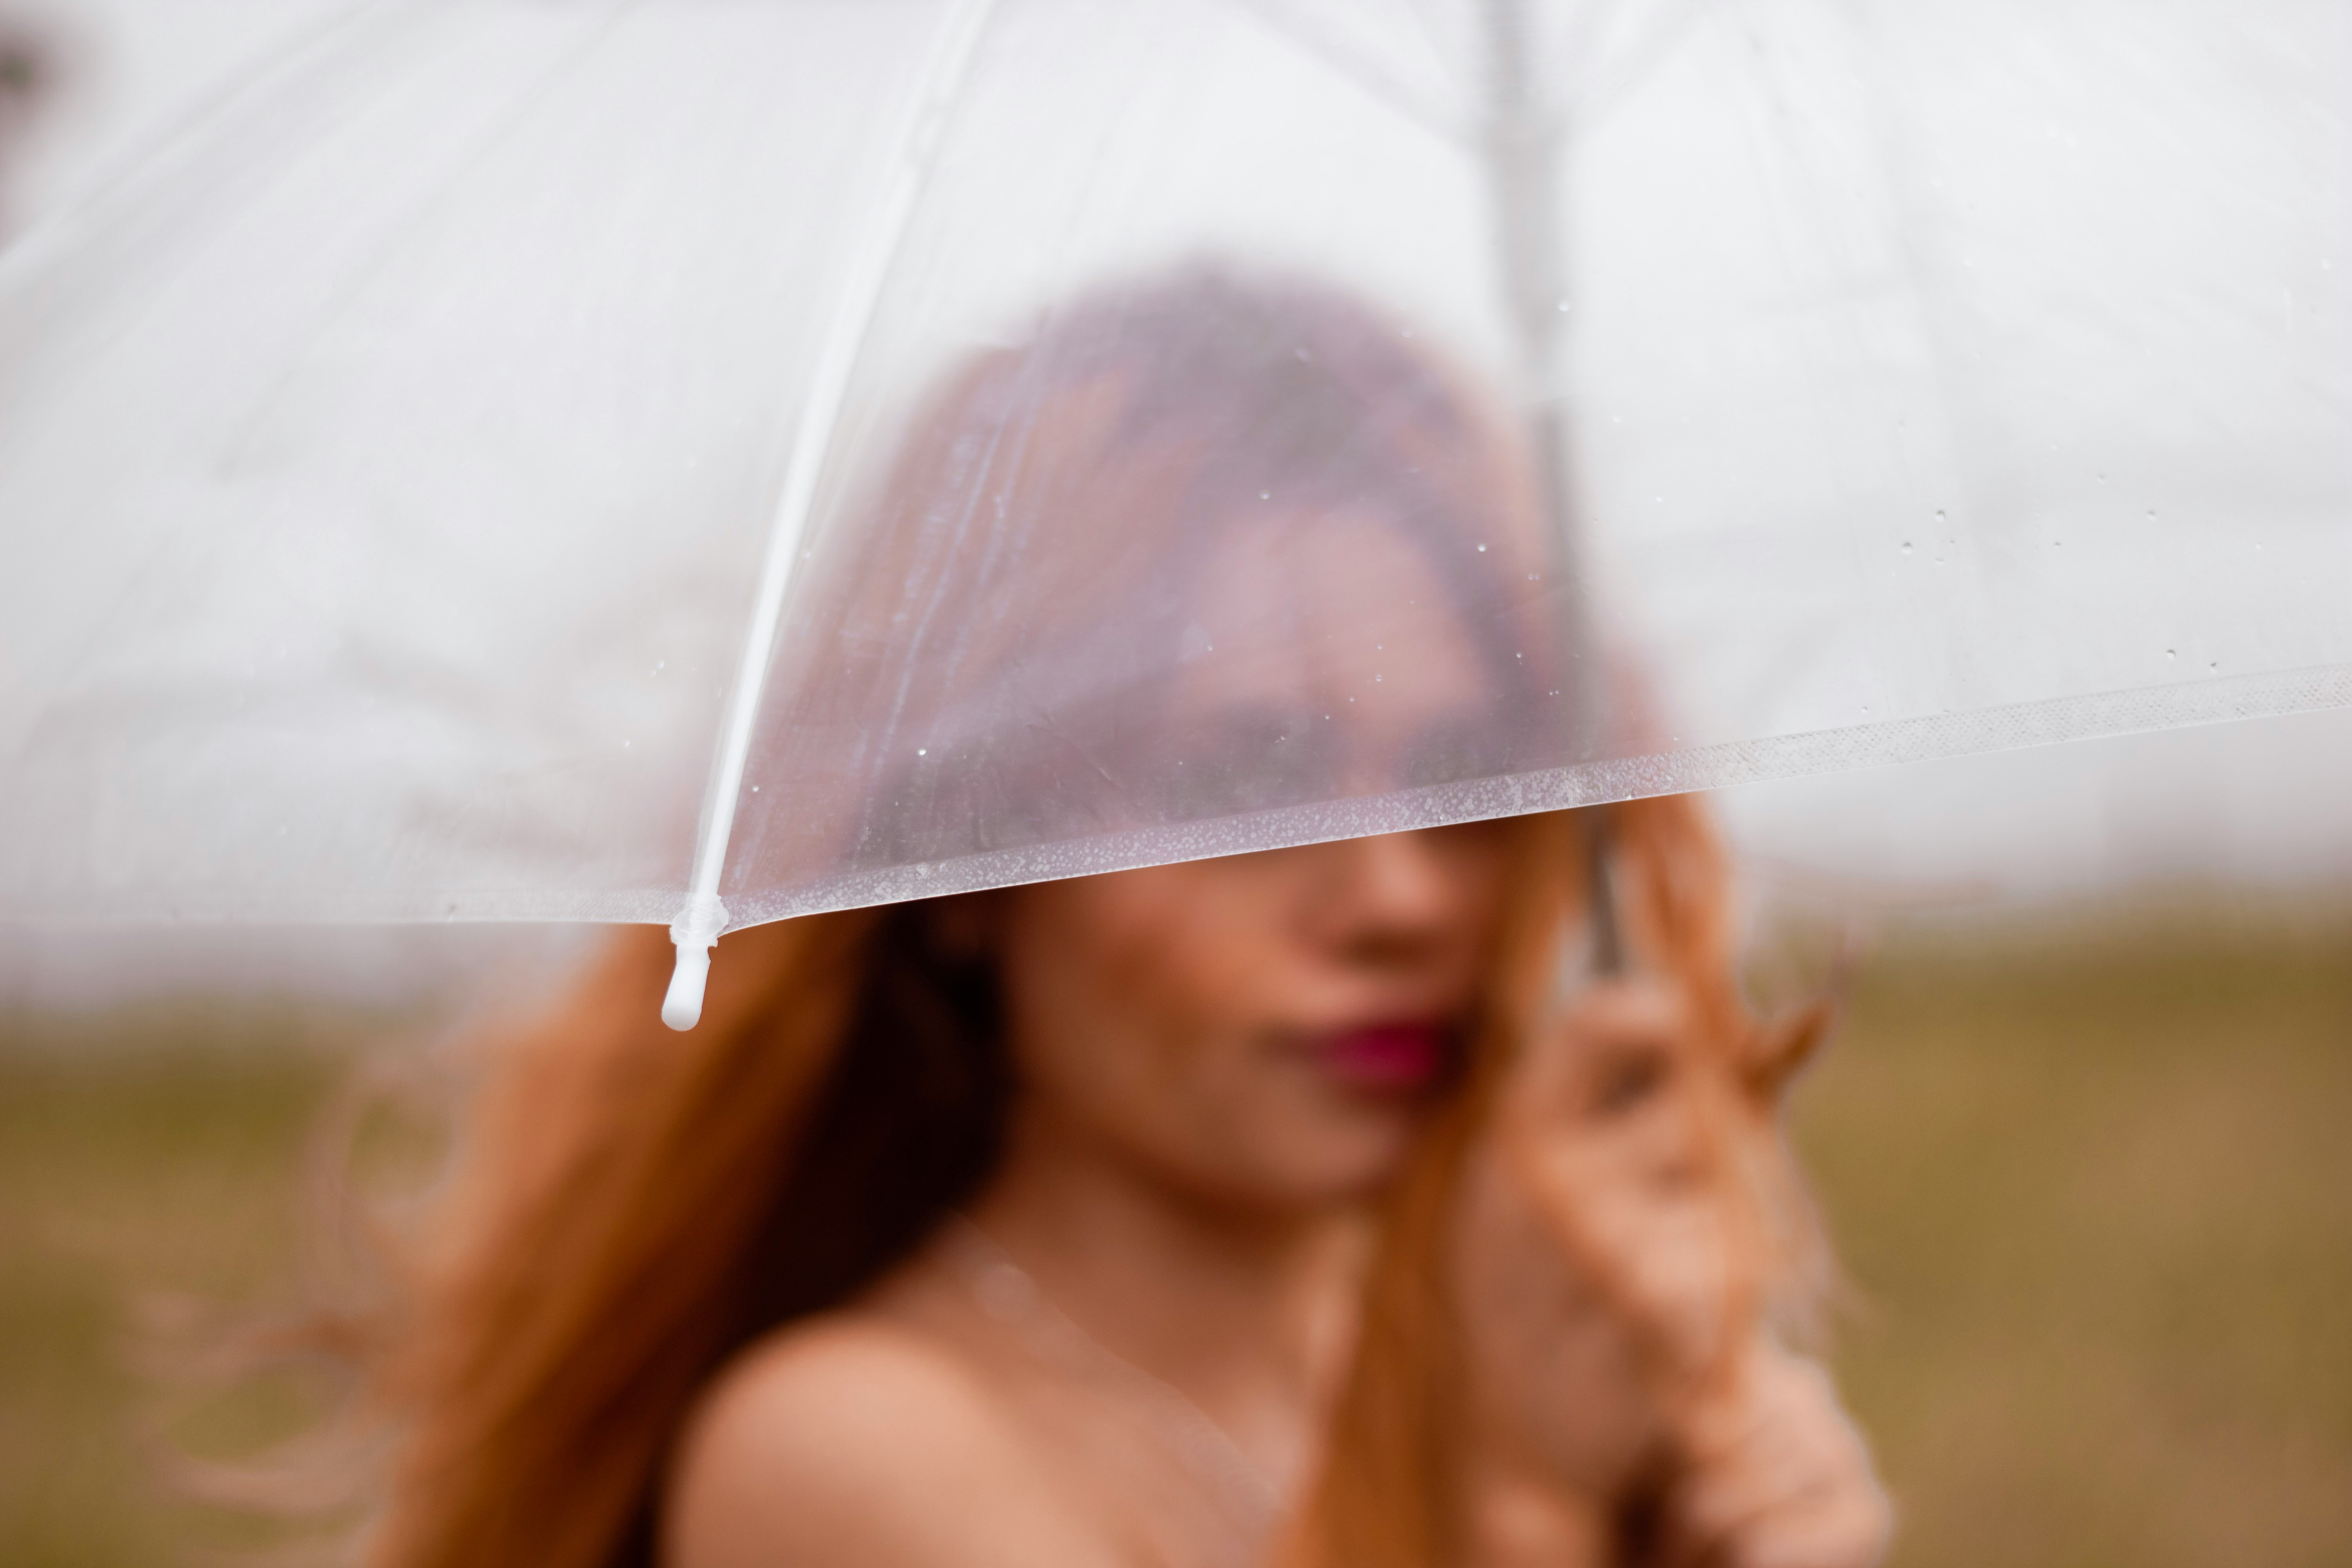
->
<box><xmin>1792</xmin><ymin>901</ymin><xmax>2352</xmax><ymax>1568</ymax></box>
<box><xmin>0</xmin><ymin>1002</ymin><xmax>410</xmax><ymax>1567</ymax></box>
<box><xmin>2</xmin><ymin>903</ymin><xmax>2348</xmax><ymax>1565</ymax></box>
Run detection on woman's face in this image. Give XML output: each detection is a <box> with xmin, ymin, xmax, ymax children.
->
<box><xmin>991</xmin><ymin>510</ymin><xmax>1516</xmax><ymax>1212</ymax></box>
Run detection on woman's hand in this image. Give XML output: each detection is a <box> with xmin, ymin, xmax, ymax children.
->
<box><xmin>1656</xmin><ymin>1338</ymin><xmax>1891</xmax><ymax>1568</ymax></box>
<box><xmin>1454</xmin><ymin>984</ymin><xmax>1720</xmax><ymax>1493</ymax></box>
<box><xmin>1451</xmin><ymin>980</ymin><xmax>1889</xmax><ymax>1568</ymax></box>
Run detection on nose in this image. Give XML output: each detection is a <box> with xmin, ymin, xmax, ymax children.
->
<box><xmin>1313</xmin><ymin>829</ymin><xmax>1466</xmax><ymax>971</ymax></box>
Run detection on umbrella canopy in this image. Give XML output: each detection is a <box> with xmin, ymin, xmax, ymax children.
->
<box><xmin>1</xmin><ymin>0</ymin><xmax>2345</xmax><ymax>1024</ymax></box>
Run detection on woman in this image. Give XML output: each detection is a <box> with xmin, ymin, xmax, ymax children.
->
<box><xmin>365</xmin><ymin>271</ymin><xmax>1889</xmax><ymax>1568</ymax></box>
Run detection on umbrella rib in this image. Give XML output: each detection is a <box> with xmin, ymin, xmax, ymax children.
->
<box><xmin>660</xmin><ymin>0</ymin><xmax>1000</xmax><ymax>1030</ymax></box>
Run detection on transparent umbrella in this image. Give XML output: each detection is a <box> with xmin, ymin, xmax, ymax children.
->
<box><xmin>0</xmin><ymin>0</ymin><xmax>2344</xmax><ymax>1026</ymax></box>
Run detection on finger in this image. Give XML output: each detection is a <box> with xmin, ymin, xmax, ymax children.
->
<box><xmin>1701</xmin><ymin>1353</ymin><xmax>1878</xmax><ymax>1472</ymax></box>
<box><xmin>1674</xmin><ymin>1440</ymin><xmax>1892</xmax><ymax>1568</ymax></box>
<box><xmin>1510</xmin><ymin>980</ymin><xmax>1691</xmax><ymax>1111</ymax></box>
<box><xmin>1669</xmin><ymin>1354</ymin><xmax>1891</xmax><ymax>1568</ymax></box>
<box><xmin>1675</xmin><ymin>1426</ymin><xmax>1877</xmax><ymax>1545</ymax></box>
<box><xmin>1716</xmin><ymin>1493</ymin><xmax>1895</xmax><ymax>1568</ymax></box>
<box><xmin>1497</xmin><ymin>1142</ymin><xmax>1741</xmax><ymax>1378</ymax></box>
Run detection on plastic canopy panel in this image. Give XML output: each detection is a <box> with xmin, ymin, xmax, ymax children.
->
<box><xmin>0</xmin><ymin>0</ymin><xmax>2345</xmax><ymax>1022</ymax></box>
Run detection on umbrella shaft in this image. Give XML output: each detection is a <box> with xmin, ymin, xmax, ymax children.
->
<box><xmin>1484</xmin><ymin>0</ymin><xmax>1624</xmax><ymax>976</ymax></box>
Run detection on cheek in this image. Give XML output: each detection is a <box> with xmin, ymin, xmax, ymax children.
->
<box><xmin>995</xmin><ymin>874</ymin><xmax>1268</xmax><ymax>1124</ymax></box>
<box><xmin>996</xmin><ymin>873</ymin><xmax>1435</xmax><ymax>1202</ymax></box>
<box><xmin>1011</xmin><ymin>865</ymin><xmax>1295</xmax><ymax>1031</ymax></box>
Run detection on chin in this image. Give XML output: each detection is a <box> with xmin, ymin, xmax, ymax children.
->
<box><xmin>1248</xmin><ymin>1110</ymin><xmax>1429</xmax><ymax>1210</ymax></box>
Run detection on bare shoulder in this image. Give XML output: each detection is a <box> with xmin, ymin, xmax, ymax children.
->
<box><xmin>664</xmin><ymin>1312</ymin><xmax>1114</xmax><ymax>1568</ymax></box>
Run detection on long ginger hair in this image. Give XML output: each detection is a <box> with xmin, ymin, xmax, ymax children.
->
<box><xmin>1296</xmin><ymin>798</ymin><xmax>1832</xmax><ymax>1568</ymax></box>
<box><xmin>364</xmin><ymin>271</ymin><xmax>1825</xmax><ymax>1567</ymax></box>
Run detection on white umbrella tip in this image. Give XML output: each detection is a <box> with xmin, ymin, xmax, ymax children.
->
<box><xmin>662</xmin><ymin>944</ymin><xmax>711</xmax><ymax>1031</ymax></box>
<box><xmin>661</xmin><ymin>894</ymin><xmax>730</xmax><ymax>1031</ymax></box>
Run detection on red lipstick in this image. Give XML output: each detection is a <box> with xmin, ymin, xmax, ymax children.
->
<box><xmin>1314</xmin><ymin>1023</ymin><xmax>1450</xmax><ymax>1092</ymax></box>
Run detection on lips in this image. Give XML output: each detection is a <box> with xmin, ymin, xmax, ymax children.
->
<box><xmin>1312</xmin><ymin>1023</ymin><xmax>1452</xmax><ymax>1092</ymax></box>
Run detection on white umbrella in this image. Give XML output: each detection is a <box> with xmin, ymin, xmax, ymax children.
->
<box><xmin>0</xmin><ymin>0</ymin><xmax>2344</xmax><ymax>1025</ymax></box>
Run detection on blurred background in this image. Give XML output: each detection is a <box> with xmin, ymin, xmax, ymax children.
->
<box><xmin>2</xmin><ymin>4</ymin><xmax>2347</xmax><ymax>1565</ymax></box>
